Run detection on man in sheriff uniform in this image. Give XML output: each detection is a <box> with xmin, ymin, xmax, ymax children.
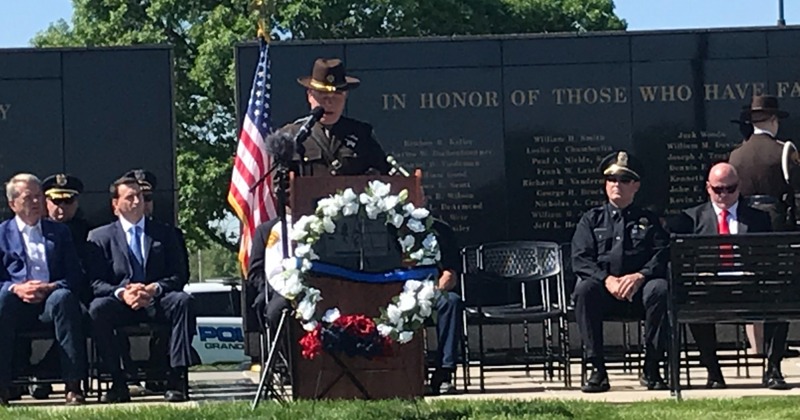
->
<box><xmin>729</xmin><ymin>95</ymin><xmax>800</xmax><ymax>231</ymax></box>
<box><xmin>276</xmin><ymin>57</ymin><xmax>391</xmax><ymax>177</ymax></box>
<box><xmin>571</xmin><ymin>151</ymin><xmax>670</xmax><ymax>393</ymax></box>
<box><xmin>42</xmin><ymin>174</ymin><xmax>90</xmax><ymax>267</ymax></box>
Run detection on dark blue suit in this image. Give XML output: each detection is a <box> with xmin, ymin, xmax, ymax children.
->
<box><xmin>0</xmin><ymin>218</ymin><xmax>86</xmax><ymax>386</ymax></box>
<box><xmin>86</xmin><ymin>219</ymin><xmax>195</xmax><ymax>385</ymax></box>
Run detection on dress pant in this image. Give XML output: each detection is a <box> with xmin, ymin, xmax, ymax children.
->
<box><xmin>573</xmin><ymin>277</ymin><xmax>669</xmax><ymax>364</ymax></box>
<box><xmin>0</xmin><ymin>288</ymin><xmax>86</xmax><ymax>386</ymax></box>
<box><xmin>690</xmin><ymin>322</ymin><xmax>788</xmax><ymax>369</ymax></box>
<box><xmin>89</xmin><ymin>291</ymin><xmax>195</xmax><ymax>385</ymax></box>
<box><xmin>435</xmin><ymin>292</ymin><xmax>464</xmax><ymax>370</ymax></box>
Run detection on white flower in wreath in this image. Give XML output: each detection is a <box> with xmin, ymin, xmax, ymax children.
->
<box><xmin>317</xmin><ymin>197</ymin><xmax>342</xmax><ymax>218</ymax></box>
<box><xmin>403</xmin><ymin>279</ymin><xmax>423</xmax><ymax>293</ymax></box>
<box><xmin>377</xmin><ymin>323</ymin><xmax>395</xmax><ymax>337</ymax></box>
<box><xmin>295</xmin><ymin>243</ymin><xmax>320</xmax><ymax>260</ymax></box>
<box><xmin>296</xmin><ymin>287</ymin><xmax>322</xmax><ymax>321</ymax></box>
<box><xmin>322</xmin><ymin>217</ymin><xmax>336</xmax><ymax>234</ymax></box>
<box><xmin>365</xmin><ymin>203</ymin><xmax>382</xmax><ymax>220</ymax></box>
<box><xmin>422</xmin><ymin>233</ymin><xmax>438</xmax><ymax>252</ymax></box>
<box><xmin>421</xmin><ymin>258</ymin><xmax>437</xmax><ymax>266</ymax></box>
<box><xmin>406</xmin><ymin>218</ymin><xmax>426</xmax><ymax>233</ymax></box>
<box><xmin>302</xmin><ymin>320</ymin><xmax>318</xmax><ymax>331</ymax></box>
<box><xmin>292</xmin><ymin>215</ymin><xmax>319</xmax><ymax>241</ymax></box>
<box><xmin>388</xmin><ymin>211</ymin><xmax>405</xmax><ymax>229</ymax></box>
<box><xmin>398</xmin><ymin>291</ymin><xmax>417</xmax><ymax>312</ymax></box>
<box><xmin>409</xmin><ymin>248</ymin><xmax>425</xmax><ymax>261</ymax></box>
<box><xmin>369</xmin><ymin>180</ymin><xmax>391</xmax><ymax>198</ymax></box>
<box><xmin>386</xmin><ymin>304</ymin><xmax>403</xmax><ymax>327</ymax></box>
<box><xmin>322</xmin><ymin>308</ymin><xmax>341</xmax><ymax>323</ymax></box>
<box><xmin>398</xmin><ymin>331</ymin><xmax>413</xmax><ymax>344</ymax></box>
<box><xmin>402</xmin><ymin>203</ymin><xmax>430</xmax><ymax>220</ymax></box>
<box><xmin>270</xmin><ymin>271</ymin><xmax>304</xmax><ymax>300</ymax></box>
<box><xmin>382</xmin><ymin>195</ymin><xmax>400</xmax><ymax>211</ymax></box>
<box><xmin>398</xmin><ymin>235</ymin><xmax>415</xmax><ymax>252</ymax></box>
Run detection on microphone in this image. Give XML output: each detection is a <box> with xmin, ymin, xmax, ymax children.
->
<box><xmin>293</xmin><ymin>106</ymin><xmax>325</xmax><ymax>144</ymax></box>
<box><xmin>265</xmin><ymin>131</ymin><xmax>296</xmax><ymax>164</ymax></box>
<box><xmin>386</xmin><ymin>155</ymin><xmax>410</xmax><ymax>177</ymax></box>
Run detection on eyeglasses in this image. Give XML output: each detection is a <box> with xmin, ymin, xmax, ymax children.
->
<box><xmin>50</xmin><ymin>197</ymin><xmax>75</xmax><ymax>205</ymax></box>
<box><xmin>709</xmin><ymin>184</ymin><xmax>738</xmax><ymax>194</ymax></box>
<box><xmin>143</xmin><ymin>194</ymin><xmax>153</xmax><ymax>203</ymax></box>
<box><xmin>605</xmin><ymin>177</ymin><xmax>634</xmax><ymax>185</ymax></box>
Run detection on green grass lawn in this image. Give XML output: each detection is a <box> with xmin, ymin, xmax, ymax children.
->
<box><xmin>4</xmin><ymin>397</ymin><xmax>800</xmax><ymax>420</ymax></box>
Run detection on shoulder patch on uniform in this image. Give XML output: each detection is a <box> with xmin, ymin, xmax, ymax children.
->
<box><xmin>266</xmin><ymin>230</ymin><xmax>281</xmax><ymax>248</ymax></box>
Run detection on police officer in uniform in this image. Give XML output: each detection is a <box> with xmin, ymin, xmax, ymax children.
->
<box><xmin>729</xmin><ymin>95</ymin><xmax>800</xmax><ymax>231</ymax></box>
<box><xmin>42</xmin><ymin>174</ymin><xmax>90</xmax><ymax>267</ymax></box>
<box><xmin>276</xmin><ymin>57</ymin><xmax>391</xmax><ymax>177</ymax></box>
<box><xmin>248</xmin><ymin>57</ymin><xmax>393</xmax><ymax>370</ymax></box>
<box><xmin>571</xmin><ymin>151</ymin><xmax>670</xmax><ymax>393</ymax></box>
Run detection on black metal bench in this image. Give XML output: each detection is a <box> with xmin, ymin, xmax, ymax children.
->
<box><xmin>669</xmin><ymin>232</ymin><xmax>800</xmax><ymax>399</ymax></box>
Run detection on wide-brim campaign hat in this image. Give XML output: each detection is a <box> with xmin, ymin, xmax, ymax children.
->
<box><xmin>749</xmin><ymin>95</ymin><xmax>789</xmax><ymax>121</ymax></box>
<box><xmin>297</xmin><ymin>58</ymin><xmax>360</xmax><ymax>92</ymax></box>
<box><xmin>599</xmin><ymin>150</ymin><xmax>642</xmax><ymax>181</ymax></box>
<box><xmin>42</xmin><ymin>174</ymin><xmax>83</xmax><ymax>200</ymax></box>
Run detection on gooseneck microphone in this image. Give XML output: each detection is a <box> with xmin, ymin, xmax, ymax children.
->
<box><xmin>294</xmin><ymin>106</ymin><xmax>325</xmax><ymax>144</ymax></box>
<box><xmin>386</xmin><ymin>155</ymin><xmax>411</xmax><ymax>177</ymax></box>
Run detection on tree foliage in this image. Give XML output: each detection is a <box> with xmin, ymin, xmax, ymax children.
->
<box><xmin>32</xmin><ymin>0</ymin><xmax>626</xmax><ymax>255</ymax></box>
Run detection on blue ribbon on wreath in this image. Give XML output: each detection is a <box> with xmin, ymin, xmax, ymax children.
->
<box><xmin>289</xmin><ymin>258</ymin><xmax>438</xmax><ymax>283</ymax></box>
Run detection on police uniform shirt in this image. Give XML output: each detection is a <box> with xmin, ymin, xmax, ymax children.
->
<box><xmin>277</xmin><ymin>115</ymin><xmax>391</xmax><ymax>176</ymax></box>
<box><xmin>571</xmin><ymin>203</ymin><xmax>669</xmax><ymax>285</ymax></box>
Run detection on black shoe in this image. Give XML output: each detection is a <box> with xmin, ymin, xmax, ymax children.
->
<box><xmin>101</xmin><ymin>386</ymin><xmax>131</xmax><ymax>404</ymax></box>
<box><xmin>145</xmin><ymin>380</ymin><xmax>168</xmax><ymax>393</ymax></box>
<box><xmin>28</xmin><ymin>382</ymin><xmax>52</xmax><ymax>400</ymax></box>
<box><xmin>164</xmin><ymin>389</ymin><xmax>188</xmax><ymax>402</ymax></box>
<box><xmin>705</xmin><ymin>379</ymin><xmax>727</xmax><ymax>389</ymax></box>
<box><xmin>0</xmin><ymin>388</ymin><xmax>11</xmax><ymax>406</ymax></box>
<box><xmin>581</xmin><ymin>370</ymin><xmax>610</xmax><ymax>393</ymax></box>
<box><xmin>785</xmin><ymin>348</ymin><xmax>800</xmax><ymax>358</ymax></box>
<box><xmin>429</xmin><ymin>368</ymin><xmax>454</xmax><ymax>396</ymax></box>
<box><xmin>640</xmin><ymin>372</ymin><xmax>668</xmax><ymax>390</ymax></box>
<box><xmin>763</xmin><ymin>366</ymin><xmax>791</xmax><ymax>390</ymax></box>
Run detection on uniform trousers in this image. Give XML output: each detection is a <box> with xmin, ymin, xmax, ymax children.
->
<box><xmin>573</xmin><ymin>277</ymin><xmax>669</xmax><ymax>366</ymax></box>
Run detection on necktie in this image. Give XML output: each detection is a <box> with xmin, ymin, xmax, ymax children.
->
<box><xmin>718</xmin><ymin>209</ymin><xmax>730</xmax><ymax>235</ymax></box>
<box><xmin>129</xmin><ymin>226</ymin><xmax>143</xmax><ymax>265</ymax></box>
<box><xmin>129</xmin><ymin>226</ymin><xmax>145</xmax><ymax>281</ymax></box>
<box><xmin>718</xmin><ymin>209</ymin><xmax>733</xmax><ymax>265</ymax></box>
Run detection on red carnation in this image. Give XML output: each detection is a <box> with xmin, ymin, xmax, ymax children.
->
<box><xmin>351</xmin><ymin>315</ymin><xmax>376</xmax><ymax>336</ymax></box>
<box><xmin>299</xmin><ymin>326</ymin><xmax>323</xmax><ymax>359</ymax></box>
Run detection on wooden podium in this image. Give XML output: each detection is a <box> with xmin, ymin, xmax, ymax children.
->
<box><xmin>288</xmin><ymin>171</ymin><xmax>426</xmax><ymax>400</ymax></box>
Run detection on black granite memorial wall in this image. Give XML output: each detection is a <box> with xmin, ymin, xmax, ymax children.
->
<box><xmin>0</xmin><ymin>47</ymin><xmax>177</xmax><ymax>227</ymax></box>
<box><xmin>236</xmin><ymin>27</ymin><xmax>800</xmax><ymax>246</ymax></box>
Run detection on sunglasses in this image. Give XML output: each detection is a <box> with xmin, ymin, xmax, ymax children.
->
<box><xmin>143</xmin><ymin>194</ymin><xmax>154</xmax><ymax>203</ymax></box>
<box><xmin>709</xmin><ymin>184</ymin><xmax>738</xmax><ymax>194</ymax></box>
<box><xmin>605</xmin><ymin>177</ymin><xmax>634</xmax><ymax>185</ymax></box>
<box><xmin>50</xmin><ymin>197</ymin><xmax>76</xmax><ymax>206</ymax></box>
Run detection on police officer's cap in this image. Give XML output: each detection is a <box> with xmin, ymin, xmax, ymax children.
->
<box><xmin>599</xmin><ymin>151</ymin><xmax>641</xmax><ymax>181</ymax></box>
<box><xmin>123</xmin><ymin>169</ymin><xmax>157</xmax><ymax>192</ymax></box>
<box><xmin>42</xmin><ymin>174</ymin><xmax>83</xmax><ymax>200</ymax></box>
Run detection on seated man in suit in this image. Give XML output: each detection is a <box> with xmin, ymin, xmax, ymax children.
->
<box><xmin>0</xmin><ymin>173</ymin><xmax>86</xmax><ymax>405</ymax></box>
<box><xmin>571</xmin><ymin>151</ymin><xmax>670</xmax><ymax>393</ymax></box>
<box><xmin>671</xmin><ymin>162</ymin><xmax>789</xmax><ymax>390</ymax></box>
<box><xmin>87</xmin><ymin>175</ymin><xmax>195</xmax><ymax>403</ymax></box>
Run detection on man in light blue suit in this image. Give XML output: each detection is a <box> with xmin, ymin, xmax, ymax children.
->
<box><xmin>0</xmin><ymin>173</ymin><xmax>86</xmax><ymax>405</ymax></box>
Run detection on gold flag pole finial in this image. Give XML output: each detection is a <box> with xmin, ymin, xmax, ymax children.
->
<box><xmin>252</xmin><ymin>0</ymin><xmax>273</xmax><ymax>41</ymax></box>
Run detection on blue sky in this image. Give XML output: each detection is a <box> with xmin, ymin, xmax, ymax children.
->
<box><xmin>0</xmin><ymin>0</ymin><xmax>798</xmax><ymax>47</ymax></box>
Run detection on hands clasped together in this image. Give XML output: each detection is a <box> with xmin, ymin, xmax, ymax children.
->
<box><xmin>120</xmin><ymin>283</ymin><xmax>159</xmax><ymax>310</ymax></box>
<box><xmin>604</xmin><ymin>273</ymin><xmax>645</xmax><ymax>301</ymax></box>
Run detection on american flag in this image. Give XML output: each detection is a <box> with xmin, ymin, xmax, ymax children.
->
<box><xmin>228</xmin><ymin>39</ymin><xmax>277</xmax><ymax>274</ymax></box>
